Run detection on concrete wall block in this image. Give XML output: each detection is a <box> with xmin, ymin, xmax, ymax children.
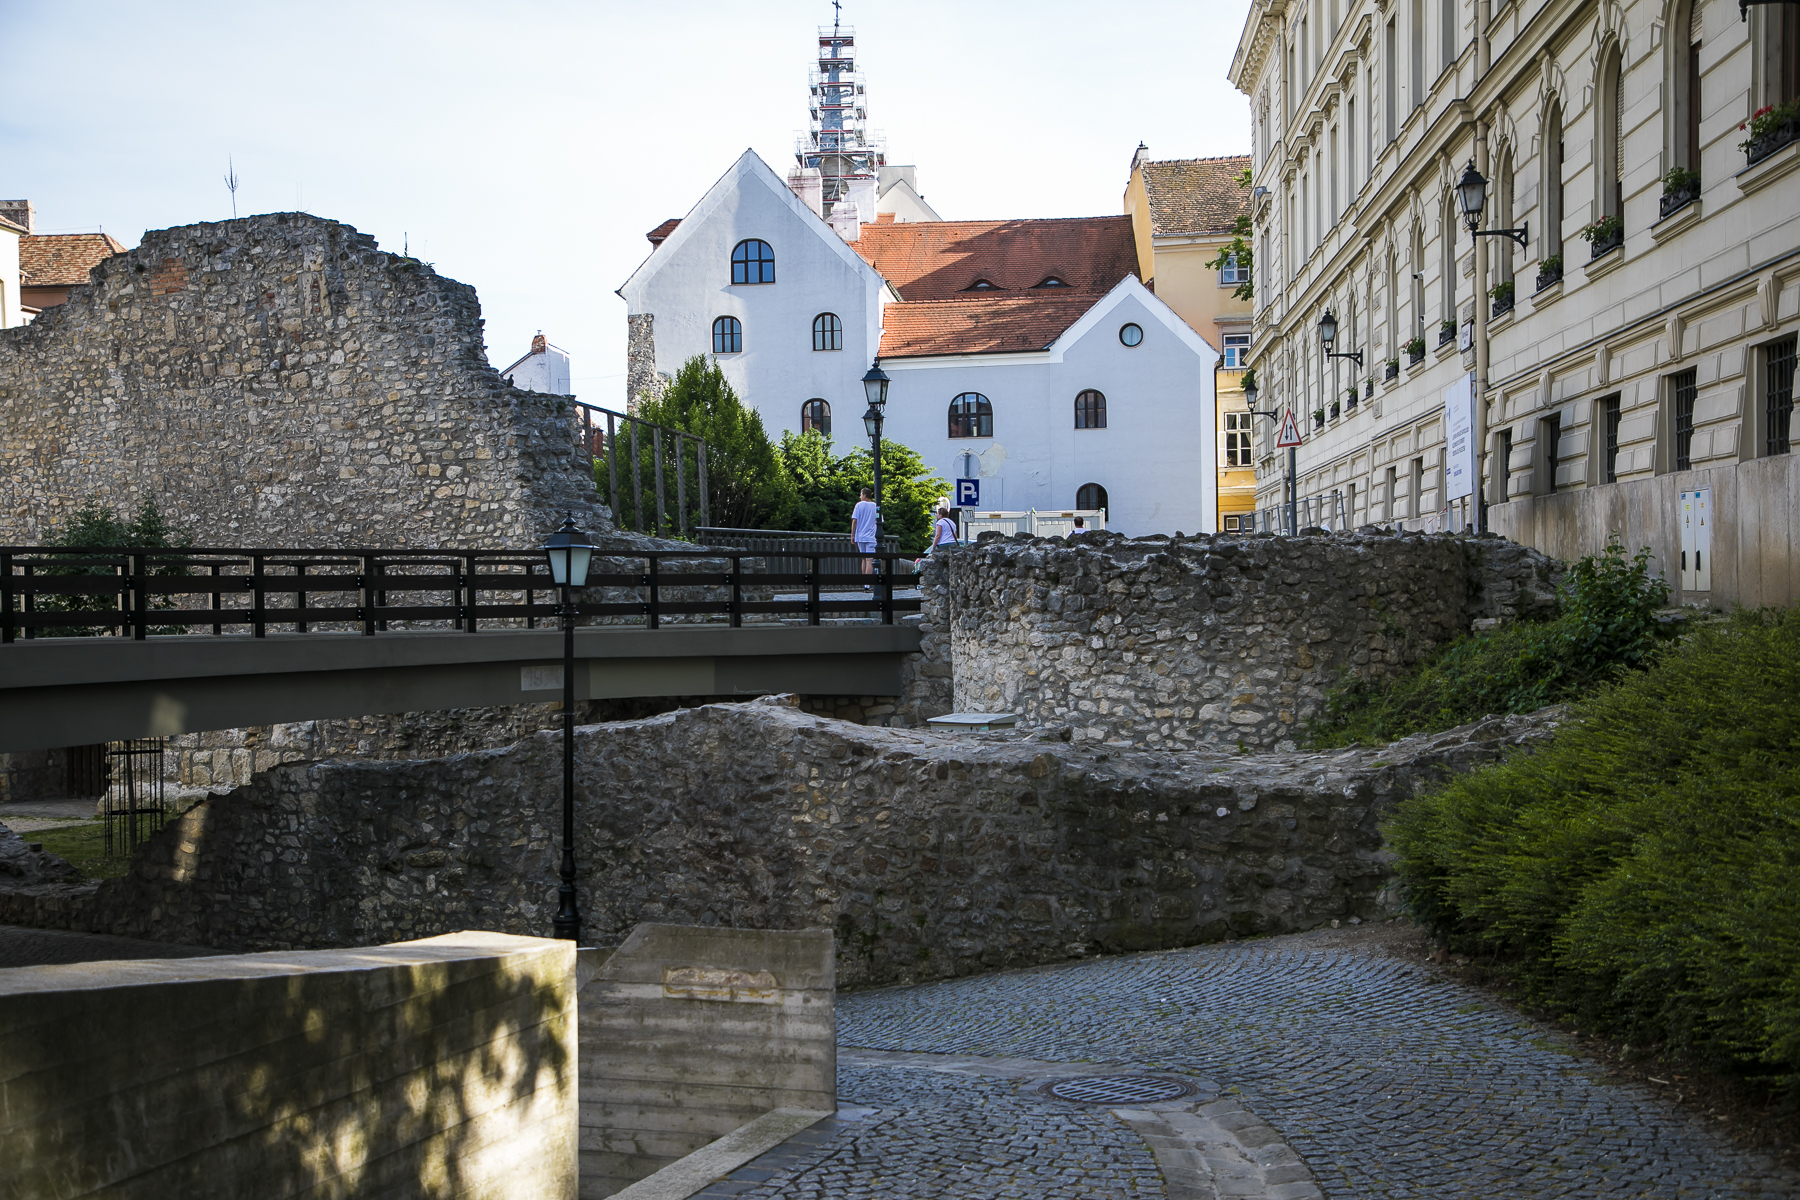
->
<box><xmin>0</xmin><ymin>931</ymin><xmax>578</xmax><ymax>1200</ymax></box>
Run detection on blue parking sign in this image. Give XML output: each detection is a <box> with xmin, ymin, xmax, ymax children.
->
<box><xmin>955</xmin><ymin>478</ymin><xmax>980</xmax><ymax>507</ymax></box>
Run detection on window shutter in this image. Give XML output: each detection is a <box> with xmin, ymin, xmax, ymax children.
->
<box><xmin>1614</xmin><ymin>65</ymin><xmax>1625</xmax><ymax>183</ymax></box>
<box><xmin>1689</xmin><ymin>0</ymin><xmax>1703</xmax><ymax>47</ymax></box>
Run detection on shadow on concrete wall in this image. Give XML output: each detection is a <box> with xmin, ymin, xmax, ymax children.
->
<box><xmin>2</xmin><ymin>933</ymin><xmax>577</xmax><ymax>1200</ymax></box>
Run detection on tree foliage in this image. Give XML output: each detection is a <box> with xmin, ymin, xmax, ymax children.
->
<box><xmin>1203</xmin><ymin>165</ymin><xmax>1255</xmax><ymax>301</ymax></box>
<box><xmin>37</xmin><ymin>500</ymin><xmax>191</xmax><ymax>636</ymax></box>
<box><xmin>632</xmin><ymin>356</ymin><xmax>794</xmax><ymax>530</ymax></box>
<box><xmin>774</xmin><ymin>429</ymin><xmax>946</xmax><ymax>554</ymax></box>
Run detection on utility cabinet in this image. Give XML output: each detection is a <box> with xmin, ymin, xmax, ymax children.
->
<box><xmin>1679</xmin><ymin>488</ymin><xmax>1712</xmax><ymax>593</ymax></box>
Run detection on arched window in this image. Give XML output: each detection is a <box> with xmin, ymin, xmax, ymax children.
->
<box><xmin>1076</xmin><ymin>483</ymin><xmax>1109</xmax><ymax>515</ymax></box>
<box><xmin>1034</xmin><ymin>276</ymin><xmax>1069</xmax><ymax>288</ymax></box>
<box><xmin>1544</xmin><ymin>100</ymin><xmax>1566</xmax><ymax>258</ymax></box>
<box><xmin>812</xmin><ymin>313</ymin><xmax>842</xmax><ymax>351</ymax></box>
<box><xmin>1671</xmin><ymin>0</ymin><xmax>1703</xmax><ymax>176</ymax></box>
<box><xmin>1074</xmin><ymin>389</ymin><xmax>1107</xmax><ymax>429</ymax></box>
<box><xmin>801</xmin><ymin>398</ymin><xmax>831</xmax><ymax>435</ymax></box>
<box><xmin>948</xmin><ymin>393</ymin><xmax>993</xmax><ymax>438</ymax></box>
<box><xmin>965</xmin><ymin>279</ymin><xmax>998</xmax><ymax>291</ymax></box>
<box><xmin>1598</xmin><ymin>44</ymin><xmax>1624</xmax><ymax>223</ymax></box>
<box><xmin>730</xmin><ymin>239</ymin><xmax>776</xmax><ymax>284</ymax></box>
<box><xmin>712</xmin><ymin>316</ymin><xmax>742</xmax><ymax>354</ymax></box>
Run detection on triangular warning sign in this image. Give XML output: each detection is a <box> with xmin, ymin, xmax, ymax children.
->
<box><xmin>1275</xmin><ymin>407</ymin><xmax>1304</xmax><ymax>448</ymax></box>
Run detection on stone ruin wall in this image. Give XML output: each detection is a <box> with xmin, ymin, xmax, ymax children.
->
<box><xmin>938</xmin><ymin>530</ymin><xmax>1563</xmax><ymax>752</ymax></box>
<box><xmin>0</xmin><ymin>212</ymin><xmax>615</xmax><ymax>548</ymax></box>
<box><xmin>1</xmin><ymin>699</ymin><xmax>1557</xmax><ymax>988</ymax></box>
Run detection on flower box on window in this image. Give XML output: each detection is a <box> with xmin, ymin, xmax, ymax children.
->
<box><xmin>1404</xmin><ymin>337</ymin><xmax>1426</xmax><ymax>366</ymax></box>
<box><xmin>1535</xmin><ymin>255</ymin><xmax>1563</xmax><ymax>292</ymax></box>
<box><xmin>1488</xmin><ymin>280</ymin><xmax>1515</xmax><ymax>318</ymax></box>
<box><xmin>1580</xmin><ymin>215</ymin><xmax>1623</xmax><ymax>261</ymax></box>
<box><xmin>1437</xmin><ymin>320</ymin><xmax>1458</xmax><ymax>349</ymax></box>
<box><xmin>1741</xmin><ymin>103</ymin><xmax>1800</xmax><ymax>167</ymax></box>
<box><xmin>1658</xmin><ymin>167</ymin><xmax>1701</xmax><ymax>219</ymax></box>
<box><xmin>1384</xmin><ymin>358</ymin><xmax>1400</xmax><ymax>382</ymax></box>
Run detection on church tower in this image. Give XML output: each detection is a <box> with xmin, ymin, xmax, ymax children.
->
<box><xmin>795</xmin><ymin>5</ymin><xmax>884</xmax><ymax>223</ymax></box>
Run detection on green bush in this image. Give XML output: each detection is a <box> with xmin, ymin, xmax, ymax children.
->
<box><xmin>35</xmin><ymin>500</ymin><xmax>191</xmax><ymax>637</ymax></box>
<box><xmin>1306</xmin><ymin>540</ymin><xmax>1673</xmax><ymax>747</ymax></box>
<box><xmin>775</xmin><ymin>429</ymin><xmax>946</xmax><ymax>554</ymax></box>
<box><xmin>1387</xmin><ymin>608</ymin><xmax>1800</xmax><ymax>1078</ymax></box>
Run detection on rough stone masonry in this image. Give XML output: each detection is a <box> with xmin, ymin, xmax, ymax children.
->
<box><xmin>1</xmin><ymin>698</ymin><xmax>1557</xmax><ymax>988</ymax></box>
<box><xmin>937</xmin><ymin>528</ymin><xmax>1562</xmax><ymax>751</ymax></box>
<box><xmin>0</xmin><ymin>212</ymin><xmax>613</xmax><ymax>547</ymax></box>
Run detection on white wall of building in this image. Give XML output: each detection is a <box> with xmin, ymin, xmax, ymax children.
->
<box><xmin>501</xmin><ymin>339</ymin><xmax>572</xmax><ymax>395</ymax></box>
<box><xmin>0</xmin><ymin>225</ymin><xmax>20</xmax><ymax>329</ymax></box>
<box><xmin>619</xmin><ymin>152</ymin><xmax>888</xmax><ymax>435</ymax></box>
<box><xmin>883</xmin><ymin>280</ymin><xmax>1219</xmax><ymax>537</ymax></box>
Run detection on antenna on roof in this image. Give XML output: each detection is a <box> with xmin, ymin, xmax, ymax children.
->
<box><xmin>224</xmin><ymin>156</ymin><xmax>240</xmax><ymax>219</ymax></box>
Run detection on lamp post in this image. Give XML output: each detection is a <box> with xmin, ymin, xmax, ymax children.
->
<box><xmin>542</xmin><ymin>513</ymin><xmax>596</xmax><ymax>942</ymax></box>
<box><xmin>1455</xmin><ymin>159</ymin><xmax>1528</xmax><ymax>535</ymax></box>
<box><xmin>861</xmin><ymin>362</ymin><xmax>889</xmax><ymax>592</ymax></box>
<box><xmin>1242</xmin><ymin>372</ymin><xmax>1297</xmax><ymax>536</ymax></box>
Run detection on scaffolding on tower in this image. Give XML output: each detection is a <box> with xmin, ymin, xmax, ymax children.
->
<box><xmin>797</xmin><ymin>17</ymin><xmax>884</xmax><ymax>218</ymax></box>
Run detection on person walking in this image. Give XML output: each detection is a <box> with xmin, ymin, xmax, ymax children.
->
<box><xmin>851</xmin><ymin>487</ymin><xmax>879</xmax><ymax>589</ymax></box>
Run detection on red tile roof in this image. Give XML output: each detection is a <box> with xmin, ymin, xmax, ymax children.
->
<box><xmin>645</xmin><ymin>218</ymin><xmax>682</xmax><ymax>247</ymax></box>
<box><xmin>854</xmin><ymin>216</ymin><xmax>1138</xmax><ymax>300</ymax></box>
<box><xmin>20</xmin><ymin>232</ymin><xmax>127</xmax><ymax>288</ymax></box>
<box><xmin>1139</xmin><ymin>156</ymin><xmax>1252</xmax><ymax>237</ymax></box>
<box><xmin>878</xmin><ymin>294</ymin><xmax>1105</xmax><ymax>358</ymax></box>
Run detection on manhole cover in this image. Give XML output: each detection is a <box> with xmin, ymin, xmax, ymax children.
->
<box><xmin>1041</xmin><ymin>1075</ymin><xmax>1198</xmax><ymax>1105</ymax></box>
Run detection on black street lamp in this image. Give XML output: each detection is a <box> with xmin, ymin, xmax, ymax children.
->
<box><xmin>541</xmin><ymin>513</ymin><xmax>596</xmax><ymax>942</ymax></box>
<box><xmin>1242</xmin><ymin>372</ymin><xmax>1298</xmax><ymax>536</ymax></box>
<box><xmin>1318</xmin><ymin>309</ymin><xmax>1364</xmax><ymax>370</ymax></box>
<box><xmin>861</xmin><ymin>362</ymin><xmax>889</xmax><ymax>593</ymax></box>
<box><xmin>1455</xmin><ymin>160</ymin><xmax>1529</xmax><ymax>248</ymax></box>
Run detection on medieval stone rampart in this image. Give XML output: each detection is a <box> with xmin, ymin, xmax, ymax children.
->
<box><xmin>935</xmin><ymin>529</ymin><xmax>1562</xmax><ymax>752</ymax></box>
<box><xmin>0</xmin><ymin>698</ymin><xmax>1556</xmax><ymax>988</ymax></box>
<box><xmin>0</xmin><ymin>212</ymin><xmax>610</xmax><ymax>546</ymax></box>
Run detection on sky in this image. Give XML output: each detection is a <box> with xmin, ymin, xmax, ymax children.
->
<box><xmin>3</xmin><ymin>0</ymin><xmax>1253</xmax><ymax>404</ymax></box>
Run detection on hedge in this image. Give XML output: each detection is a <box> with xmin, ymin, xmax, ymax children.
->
<box><xmin>1387</xmin><ymin>608</ymin><xmax>1800</xmax><ymax>1078</ymax></box>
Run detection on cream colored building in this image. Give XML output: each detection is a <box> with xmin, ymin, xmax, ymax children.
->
<box><xmin>1229</xmin><ymin>0</ymin><xmax>1799</xmax><ymax>607</ymax></box>
<box><xmin>1123</xmin><ymin>148</ymin><xmax>1258</xmax><ymax>529</ymax></box>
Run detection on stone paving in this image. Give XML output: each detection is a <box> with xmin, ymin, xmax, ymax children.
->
<box><xmin>704</xmin><ymin>927</ymin><xmax>1794</xmax><ymax>1199</ymax></box>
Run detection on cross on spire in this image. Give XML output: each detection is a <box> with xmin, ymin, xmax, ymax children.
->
<box><xmin>832</xmin><ymin>0</ymin><xmax>842</xmax><ymax>32</ymax></box>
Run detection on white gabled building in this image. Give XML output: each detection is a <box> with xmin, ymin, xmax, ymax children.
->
<box><xmin>617</xmin><ymin>153</ymin><xmax>1220</xmax><ymax>536</ymax></box>
<box><xmin>501</xmin><ymin>331</ymin><xmax>571</xmax><ymax>395</ymax></box>
<box><xmin>615</xmin><ymin>20</ymin><xmax>1220</xmax><ymax>536</ymax></box>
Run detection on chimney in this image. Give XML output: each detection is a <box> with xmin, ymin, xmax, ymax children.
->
<box><xmin>0</xmin><ymin>200</ymin><xmax>33</xmax><ymax>233</ymax></box>
<box><xmin>1131</xmin><ymin>143</ymin><xmax>1151</xmax><ymax>171</ymax></box>
<box><xmin>787</xmin><ymin>167</ymin><xmax>824</xmax><ymax>219</ymax></box>
<box><xmin>645</xmin><ymin>219</ymin><xmax>681</xmax><ymax>248</ymax></box>
<box><xmin>531</xmin><ymin>331</ymin><xmax>547</xmax><ymax>355</ymax></box>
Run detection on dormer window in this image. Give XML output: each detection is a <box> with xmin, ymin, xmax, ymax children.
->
<box><xmin>1034</xmin><ymin>277</ymin><xmax>1069</xmax><ymax>288</ymax></box>
<box><xmin>965</xmin><ymin>279</ymin><xmax>998</xmax><ymax>291</ymax></box>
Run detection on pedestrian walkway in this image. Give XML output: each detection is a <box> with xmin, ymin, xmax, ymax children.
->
<box><xmin>700</xmin><ymin>926</ymin><xmax>1791</xmax><ymax>1199</ymax></box>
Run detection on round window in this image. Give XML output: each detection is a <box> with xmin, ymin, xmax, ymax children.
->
<box><xmin>1119</xmin><ymin>323</ymin><xmax>1144</xmax><ymax>347</ymax></box>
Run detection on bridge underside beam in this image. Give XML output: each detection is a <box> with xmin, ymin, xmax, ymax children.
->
<box><xmin>0</xmin><ymin>626</ymin><xmax>922</xmax><ymax>752</ymax></box>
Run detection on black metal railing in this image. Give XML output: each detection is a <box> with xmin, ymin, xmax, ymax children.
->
<box><xmin>576</xmin><ymin>402</ymin><xmax>709</xmax><ymax>539</ymax></box>
<box><xmin>696</xmin><ymin>527</ymin><xmax>902</xmax><ymax>577</ymax></box>
<box><xmin>0</xmin><ymin>546</ymin><xmax>922</xmax><ymax>642</ymax></box>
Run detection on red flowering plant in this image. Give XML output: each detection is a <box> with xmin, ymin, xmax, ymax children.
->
<box><xmin>1739</xmin><ymin>101</ymin><xmax>1800</xmax><ymax>153</ymax></box>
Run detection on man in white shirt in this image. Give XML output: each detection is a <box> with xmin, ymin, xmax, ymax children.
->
<box><xmin>850</xmin><ymin>488</ymin><xmax>879</xmax><ymax>588</ymax></box>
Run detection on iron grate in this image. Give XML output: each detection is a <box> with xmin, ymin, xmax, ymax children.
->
<box><xmin>1041</xmin><ymin>1075</ymin><xmax>1198</xmax><ymax>1105</ymax></box>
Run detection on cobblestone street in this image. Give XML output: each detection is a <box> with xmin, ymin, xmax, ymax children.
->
<box><xmin>704</xmin><ymin>926</ymin><xmax>1794</xmax><ymax>1199</ymax></box>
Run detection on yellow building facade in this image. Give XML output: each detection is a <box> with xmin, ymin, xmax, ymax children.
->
<box><xmin>1123</xmin><ymin>149</ymin><xmax>1258</xmax><ymax>529</ymax></box>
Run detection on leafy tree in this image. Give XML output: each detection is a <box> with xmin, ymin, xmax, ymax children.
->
<box><xmin>630</xmin><ymin>356</ymin><xmax>795</xmax><ymax>532</ymax></box>
<box><xmin>1203</xmin><ymin>166</ymin><xmax>1254</xmax><ymax>301</ymax></box>
<box><xmin>36</xmin><ymin>500</ymin><xmax>191</xmax><ymax>636</ymax></box>
<box><xmin>773</xmin><ymin>430</ymin><xmax>947</xmax><ymax>554</ymax></box>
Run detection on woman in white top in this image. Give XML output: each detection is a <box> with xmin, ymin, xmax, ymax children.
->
<box><xmin>928</xmin><ymin>506</ymin><xmax>959</xmax><ymax>553</ymax></box>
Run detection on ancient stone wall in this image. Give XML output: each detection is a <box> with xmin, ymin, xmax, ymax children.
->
<box><xmin>0</xmin><ymin>212</ymin><xmax>615</xmax><ymax>547</ymax></box>
<box><xmin>937</xmin><ymin>530</ymin><xmax>1561</xmax><ymax>752</ymax></box>
<box><xmin>0</xmin><ymin>699</ymin><xmax>1555</xmax><ymax>988</ymax></box>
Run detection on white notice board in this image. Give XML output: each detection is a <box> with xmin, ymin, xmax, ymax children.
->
<box><xmin>1443</xmin><ymin>373</ymin><xmax>1476</xmax><ymax>501</ymax></box>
